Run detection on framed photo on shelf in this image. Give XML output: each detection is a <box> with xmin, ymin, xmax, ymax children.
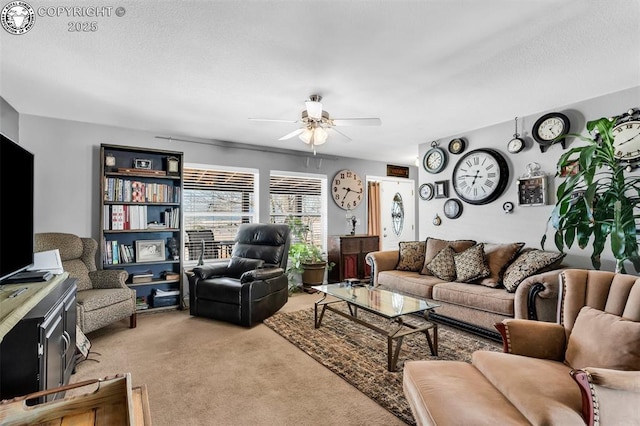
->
<box><xmin>134</xmin><ymin>158</ymin><xmax>153</xmax><ymax>170</ymax></box>
<box><xmin>135</xmin><ymin>239</ymin><xmax>166</xmax><ymax>262</ymax></box>
<box><xmin>434</xmin><ymin>180</ymin><xmax>449</xmax><ymax>199</ymax></box>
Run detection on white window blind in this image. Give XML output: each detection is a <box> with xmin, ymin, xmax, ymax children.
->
<box><xmin>269</xmin><ymin>172</ymin><xmax>327</xmax><ymax>248</ymax></box>
<box><xmin>183</xmin><ymin>166</ymin><xmax>257</xmax><ymax>262</ymax></box>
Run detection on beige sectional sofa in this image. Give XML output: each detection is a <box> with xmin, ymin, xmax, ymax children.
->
<box><xmin>365</xmin><ymin>237</ymin><xmax>566</xmax><ymax>339</ymax></box>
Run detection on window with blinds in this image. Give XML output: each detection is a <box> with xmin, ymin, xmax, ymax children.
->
<box><xmin>269</xmin><ymin>172</ymin><xmax>327</xmax><ymax>248</ymax></box>
<box><xmin>183</xmin><ymin>166</ymin><xmax>258</xmax><ymax>262</ymax></box>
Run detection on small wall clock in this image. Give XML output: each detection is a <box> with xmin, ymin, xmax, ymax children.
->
<box><xmin>443</xmin><ymin>198</ymin><xmax>463</xmax><ymax>219</ymax></box>
<box><xmin>452</xmin><ymin>148</ymin><xmax>509</xmax><ymax>205</ymax></box>
<box><xmin>448</xmin><ymin>138</ymin><xmax>466</xmax><ymax>155</ymax></box>
<box><xmin>517</xmin><ymin>176</ymin><xmax>547</xmax><ymax>206</ymax></box>
<box><xmin>419</xmin><ymin>183</ymin><xmax>434</xmax><ymax>200</ymax></box>
<box><xmin>423</xmin><ymin>141</ymin><xmax>448</xmax><ymax>174</ymax></box>
<box><xmin>532</xmin><ymin>112</ymin><xmax>571</xmax><ymax>152</ymax></box>
<box><xmin>332</xmin><ymin>169</ymin><xmax>364</xmax><ymax>210</ymax></box>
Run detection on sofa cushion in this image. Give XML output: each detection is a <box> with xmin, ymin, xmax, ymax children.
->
<box><xmin>426</xmin><ymin>246</ymin><xmax>457</xmax><ymax>281</ymax></box>
<box><xmin>403</xmin><ymin>360</ymin><xmax>530</xmax><ymax>426</ymax></box>
<box><xmin>421</xmin><ymin>238</ymin><xmax>476</xmax><ymax>275</ymax></box>
<box><xmin>396</xmin><ymin>241</ymin><xmax>426</xmax><ymax>272</ymax></box>
<box><xmin>432</xmin><ymin>282</ymin><xmax>515</xmax><ymax>316</ymax></box>
<box><xmin>454</xmin><ymin>243</ymin><xmax>491</xmax><ymax>282</ymax></box>
<box><xmin>565</xmin><ymin>306</ymin><xmax>640</xmax><ymax>370</ymax></box>
<box><xmin>472</xmin><ymin>351</ymin><xmax>584</xmax><ymax>425</ymax></box>
<box><xmin>502</xmin><ymin>249</ymin><xmax>565</xmax><ymax>292</ymax></box>
<box><xmin>476</xmin><ymin>242</ymin><xmax>525</xmax><ymax>288</ymax></box>
<box><xmin>377</xmin><ymin>270</ymin><xmax>444</xmax><ymax>299</ymax></box>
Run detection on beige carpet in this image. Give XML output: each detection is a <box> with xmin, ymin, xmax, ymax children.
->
<box><xmin>264</xmin><ymin>306</ymin><xmax>501</xmax><ymax>425</ymax></box>
<box><xmin>70</xmin><ymin>292</ymin><xmax>407</xmax><ymax>426</ymax></box>
<box><xmin>69</xmin><ymin>293</ymin><xmax>501</xmax><ymax>425</ymax></box>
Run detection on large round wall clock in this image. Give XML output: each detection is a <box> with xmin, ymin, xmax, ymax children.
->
<box><xmin>532</xmin><ymin>112</ymin><xmax>571</xmax><ymax>152</ymax></box>
<box><xmin>423</xmin><ymin>142</ymin><xmax>448</xmax><ymax>174</ymax></box>
<box><xmin>332</xmin><ymin>169</ymin><xmax>364</xmax><ymax>210</ymax></box>
<box><xmin>452</xmin><ymin>148</ymin><xmax>509</xmax><ymax>205</ymax></box>
<box><xmin>612</xmin><ymin>119</ymin><xmax>640</xmax><ymax>162</ymax></box>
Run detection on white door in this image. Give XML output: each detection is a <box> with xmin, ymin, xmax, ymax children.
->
<box><xmin>379</xmin><ymin>179</ymin><xmax>415</xmax><ymax>251</ymax></box>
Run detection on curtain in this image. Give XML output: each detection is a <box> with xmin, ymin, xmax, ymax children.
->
<box><xmin>367</xmin><ymin>181</ymin><xmax>381</xmax><ymax>250</ymax></box>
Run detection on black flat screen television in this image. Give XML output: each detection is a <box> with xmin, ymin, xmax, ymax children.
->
<box><xmin>0</xmin><ymin>133</ymin><xmax>35</xmax><ymax>282</ymax></box>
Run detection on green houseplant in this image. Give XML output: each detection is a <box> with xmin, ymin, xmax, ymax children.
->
<box><xmin>285</xmin><ymin>215</ymin><xmax>334</xmax><ymax>293</ymax></box>
<box><xmin>542</xmin><ymin>113</ymin><xmax>640</xmax><ymax>273</ymax></box>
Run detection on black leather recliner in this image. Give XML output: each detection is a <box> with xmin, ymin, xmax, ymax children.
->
<box><xmin>188</xmin><ymin>223</ymin><xmax>291</xmax><ymax>326</ymax></box>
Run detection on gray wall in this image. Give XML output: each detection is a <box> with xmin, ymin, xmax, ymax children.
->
<box><xmin>0</xmin><ymin>97</ymin><xmax>19</xmax><ymax>142</ymax></box>
<box><xmin>418</xmin><ymin>86</ymin><xmax>640</xmax><ymax>272</ymax></box>
<box><xmin>17</xmin><ymin>114</ymin><xmax>417</xmax><ymax>243</ymax></box>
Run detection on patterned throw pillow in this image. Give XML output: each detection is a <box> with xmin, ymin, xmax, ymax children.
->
<box><xmin>420</xmin><ymin>238</ymin><xmax>476</xmax><ymax>275</ymax></box>
<box><xmin>396</xmin><ymin>241</ymin><xmax>426</xmax><ymax>272</ymax></box>
<box><xmin>476</xmin><ymin>242</ymin><xmax>525</xmax><ymax>288</ymax></box>
<box><xmin>426</xmin><ymin>246</ymin><xmax>456</xmax><ymax>281</ymax></box>
<box><xmin>453</xmin><ymin>243</ymin><xmax>491</xmax><ymax>283</ymax></box>
<box><xmin>502</xmin><ymin>249</ymin><xmax>565</xmax><ymax>292</ymax></box>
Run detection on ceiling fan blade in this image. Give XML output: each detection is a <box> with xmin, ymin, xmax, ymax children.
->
<box><xmin>331</xmin><ymin>118</ymin><xmax>381</xmax><ymax>126</ymax></box>
<box><xmin>249</xmin><ymin>118</ymin><xmax>298</xmax><ymax>123</ymax></box>
<box><xmin>329</xmin><ymin>127</ymin><xmax>352</xmax><ymax>142</ymax></box>
<box><xmin>278</xmin><ymin>128</ymin><xmax>305</xmax><ymax>140</ymax></box>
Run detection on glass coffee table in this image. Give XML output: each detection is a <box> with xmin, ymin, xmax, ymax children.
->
<box><xmin>312</xmin><ymin>283</ymin><xmax>440</xmax><ymax>372</ymax></box>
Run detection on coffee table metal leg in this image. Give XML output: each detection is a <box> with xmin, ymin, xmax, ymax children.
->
<box><xmin>314</xmin><ymin>293</ymin><xmax>327</xmax><ymax>328</ymax></box>
<box><xmin>424</xmin><ymin>323</ymin><xmax>438</xmax><ymax>356</ymax></box>
<box><xmin>388</xmin><ymin>335</ymin><xmax>405</xmax><ymax>372</ymax></box>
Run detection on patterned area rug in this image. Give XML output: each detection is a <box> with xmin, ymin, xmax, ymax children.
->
<box><xmin>264</xmin><ymin>306</ymin><xmax>501</xmax><ymax>425</ymax></box>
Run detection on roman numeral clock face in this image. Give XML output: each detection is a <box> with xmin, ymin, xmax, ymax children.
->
<box><xmin>452</xmin><ymin>148</ymin><xmax>509</xmax><ymax>205</ymax></box>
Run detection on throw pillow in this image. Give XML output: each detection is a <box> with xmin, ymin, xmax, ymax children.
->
<box><xmin>227</xmin><ymin>257</ymin><xmax>265</xmax><ymax>278</ymax></box>
<box><xmin>502</xmin><ymin>249</ymin><xmax>565</xmax><ymax>292</ymax></box>
<box><xmin>476</xmin><ymin>242</ymin><xmax>525</xmax><ymax>287</ymax></box>
<box><xmin>421</xmin><ymin>237</ymin><xmax>476</xmax><ymax>275</ymax></box>
<box><xmin>426</xmin><ymin>246</ymin><xmax>457</xmax><ymax>281</ymax></box>
<box><xmin>396</xmin><ymin>241</ymin><xmax>426</xmax><ymax>272</ymax></box>
<box><xmin>565</xmin><ymin>306</ymin><xmax>640</xmax><ymax>370</ymax></box>
<box><xmin>453</xmin><ymin>243</ymin><xmax>491</xmax><ymax>283</ymax></box>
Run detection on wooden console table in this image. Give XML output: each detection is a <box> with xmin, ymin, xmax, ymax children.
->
<box><xmin>327</xmin><ymin>235</ymin><xmax>379</xmax><ymax>283</ymax></box>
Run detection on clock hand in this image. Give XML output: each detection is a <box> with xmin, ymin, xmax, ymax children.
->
<box><xmin>342</xmin><ymin>187</ymin><xmax>352</xmax><ymax>200</ymax></box>
<box><xmin>618</xmin><ymin>134</ymin><xmax>640</xmax><ymax>146</ymax></box>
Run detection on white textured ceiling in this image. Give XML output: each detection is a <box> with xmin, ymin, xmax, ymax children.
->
<box><xmin>1</xmin><ymin>0</ymin><xmax>639</xmax><ymax>165</ymax></box>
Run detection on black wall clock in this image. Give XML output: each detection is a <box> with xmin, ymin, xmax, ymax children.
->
<box><xmin>423</xmin><ymin>141</ymin><xmax>448</xmax><ymax>174</ymax></box>
<box><xmin>443</xmin><ymin>198</ymin><xmax>463</xmax><ymax>219</ymax></box>
<box><xmin>448</xmin><ymin>138</ymin><xmax>466</xmax><ymax>155</ymax></box>
<box><xmin>452</xmin><ymin>148</ymin><xmax>509</xmax><ymax>205</ymax></box>
<box><xmin>532</xmin><ymin>112</ymin><xmax>570</xmax><ymax>152</ymax></box>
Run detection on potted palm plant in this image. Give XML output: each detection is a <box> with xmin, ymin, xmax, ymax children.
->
<box><xmin>285</xmin><ymin>215</ymin><xmax>334</xmax><ymax>293</ymax></box>
<box><xmin>542</xmin><ymin>110</ymin><xmax>640</xmax><ymax>273</ymax></box>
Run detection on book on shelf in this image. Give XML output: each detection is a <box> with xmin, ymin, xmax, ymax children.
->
<box><xmin>131</xmin><ymin>272</ymin><xmax>153</xmax><ymax>284</ymax></box>
<box><xmin>136</xmin><ymin>296</ymin><xmax>149</xmax><ymax>310</ymax></box>
<box><xmin>162</xmin><ymin>271</ymin><xmax>180</xmax><ymax>280</ymax></box>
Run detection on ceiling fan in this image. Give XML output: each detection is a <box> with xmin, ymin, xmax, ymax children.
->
<box><xmin>249</xmin><ymin>95</ymin><xmax>381</xmax><ymax>153</ymax></box>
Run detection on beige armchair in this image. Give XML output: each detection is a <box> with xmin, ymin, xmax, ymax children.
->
<box><xmin>35</xmin><ymin>233</ymin><xmax>136</xmax><ymax>334</ymax></box>
<box><xmin>403</xmin><ymin>268</ymin><xmax>640</xmax><ymax>425</ymax></box>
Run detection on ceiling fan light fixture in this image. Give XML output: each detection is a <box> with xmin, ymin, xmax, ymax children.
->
<box><xmin>313</xmin><ymin>126</ymin><xmax>328</xmax><ymax>145</ymax></box>
<box><xmin>299</xmin><ymin>127</ymin><xmax>314</xmax><ymax>144</ymax></box>
<box><xmin>305</xmin><ymin>100</ymin><xmax>323</xmax><ymax>120</ymax></box>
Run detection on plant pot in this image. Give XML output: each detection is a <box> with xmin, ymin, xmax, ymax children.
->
<box><xmin>301</xmin><ymin>261</ymin><xmax>326</xmax><ymax>290</ymax></box>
